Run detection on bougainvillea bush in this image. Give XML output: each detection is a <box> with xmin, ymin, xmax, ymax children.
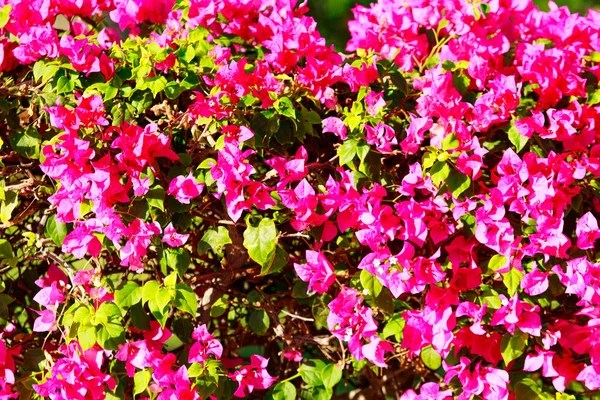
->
<box><xmin>2</xmin><ymin>0</ymin><xmax>600</xmax><ymax>398</ymax></box>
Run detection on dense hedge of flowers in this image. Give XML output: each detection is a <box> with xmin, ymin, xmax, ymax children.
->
<box><xmin>1</xmin><ymin>0</ymin><xmax>600</xmax><ymax>398</ymax></box>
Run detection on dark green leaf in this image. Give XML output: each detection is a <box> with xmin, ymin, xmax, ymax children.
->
<box><xmin>9</xmin><ymin>127</ymin><xmax>41</xmax><ymax>159</ymax></box>
<box><xmin>447</xmin><ymin>169</ymin><xmax>471</xmax><ymax>198</ymax></box>
<box><xmin>259</xmin><ymin>245</ymin><xmax>288</xmax><ymax>276</ymax></box>
<box><xmin>249</xmin><ymin>308</ymin><xmax>270</xmax><ymax>336</ymax></box>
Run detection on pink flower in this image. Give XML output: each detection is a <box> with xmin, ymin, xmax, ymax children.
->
<box><xmin>294</xmin><ymin>250</ymin><xmax>336</xmax><ymax>294</ymax></box>
<box><xmin>167</xmin><ymin>172</ymin><xmax>204</xmax><ymax>204</ymax></box>
<box><xmin>283</xmin><ymin>349</ymin><xmax>303</xmax><ymax>362</ymax></box>
<box><xmin>322</xmin><ymin>117</ymin><xmax>347</xmax><ymax>140</ymax></box>
<box><xmin>120</xmin><ymin>219</ymin><xmax>162</xmax><ymax>271</ymax></box>
<box><xmin>228</xmin><ymin>355</ymin><xmax>276</xmax><ymax>398</ymax></box>
<box><xmin>12</xmin><ymin>24</ymin><xmax>59</xmax><ymax>64</ymax></box>
<box><xmin>520</xmin><ymin>268</ymin><xmax>549</xmax><ymax>296</ymax></box>
<box><xmin>162</xmin><ymin>223</ymin><xmax>189</xmax><ymax>247</ymax></box>
<box><xmin>188</xmin><ymin>325</ymin><xmax>223</xmax><ymax>365</ymax></box>
<box><xmin>365</xmin><ymin>91</ymin><xmax>385</xmax><ymax>117</ymax></box>
<box><xmin>491</xmin><ymin>294</ymin><xmax>542</xmax><ymax>336</ymax></box>
<box><xmin>400</xmin><ymin>382</ymin><xmax>453</xmax><ymax>400</ymax></box>
<box><xmin>327</xmin><ymin>287</ymin><xmax>393</xmax><ymax>366</ymax></box>
<box><xmin>576</xmin><ymin>212</ymin><xmax>600</xmax><ymax>250</ymax></box>
<box><xmin>364</xmin><ymin>122</ymin><xmax>398</xmax><ymax>153</ymax></box>
<box><xmin>32</xmin><ymin>342</ymin><xmax>115</xmax><ymax>399</ymax></box>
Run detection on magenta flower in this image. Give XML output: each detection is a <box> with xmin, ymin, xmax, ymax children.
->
<box><xmin>400</xmin><ymin>382</ymin><xmax>453</xmax><ymax>400</ymax></box>
<box><xmin>364</xmin><ymin>122</ymin><xmax>398</xmax><ymax>153</ymax></box>
<box><xmin>162</xmin><ymin>223</ymin><xmax>189</xmax><ymax>247</ymax></box>
<box><xmin>228</xmin><ymin>355</ymin><xmax>277</xmax><ymax>398</ymax></box>
<box><xmin>188</xmin><ymin>325</ymin><xmax>223</xmax><ymax>364</ymax></box>
<box><xmin>32</xmin><ymin>342</ymin><xmax>116</xmax><ymax>399</ymax></box>
<box><xmin>322</xmin><ymin>117</ymin><xmax>347</xmax><ymax>140</ymax></box>
<box><xmin>294</xmin><ymin>250</ymin><xmax>336</xmax><ymax>294</ymax></box>
<box><xmin>576</xmin><ymin>212</ymin><xmax>600</xmax><ymax>250</ymax></box>
<box><xmin>167</xmin><ymin>172</ymin><xmax>204</xmax><ymax>204</ymax></box>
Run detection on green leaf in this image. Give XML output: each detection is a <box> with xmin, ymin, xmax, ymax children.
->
<box><xmin>389</xmin><ymin>70</ymin><xmax>408</xmax><ymax>95</ymax></box>
<box><xmin>338</xmin><ymin>139</ymin><xmax>358</xmax><ymax>166</ymax></box>
<box><xmin>56</xmin><ymin>75</ymin><xmax>74</xmax><ymax>94</ymax></box>
<box><xmin>479</xmin><ymin>289</ymin><xmax>502</xmax><ymax>309</ymax></box>
<box><xmin>146</xmin><ymin>186</ymin><xmax>165</xmax><ymax>211</ymax></box>
<box><xmin>142</xmin><ymin>280</ymin><xmax>160</xmax><ymax>304</ymax></box>
<box><xmin>452</xmin><ymin>72</ymin><xmax>471</xmax><ymax>94</ymax></box>
<box><xmin>360</xmin><ymin>270</ymin><xmax>382</xmax><ymax>298</ymax></box>
<box><xmin>104</xmin><ymin>85</ymin><xmax>119</xmax><ymax>101</ymax></box>
<box><xmin>502</xmin><ymin>268</ymin><xmax>524</xmax><ymax>297</ymax></box>
<box><xmin>199</xmin><ymin>226</ymin><xmax>232</xmax><ymax>255</ymax></box>
<box><xmin>275</xmin><ymin>97</ymin><xmax>297</xmax><ymax>120</ymax></box>
<box><xmin>96</xmin><ymin>321</ymin><xmax>125</xmax><ymax>350</ymax></box>
<box><xmin>243</xmin><ymin>218</ymin><xmax>277</xmax><ymax>267</ymax></box>
<box><xmin>422</xmin><ymin>150</ymin><xmax>437</xmax><ymax>170</ymax></box>
<box><xmin>429</xmin><ymin>161</ymin><xmax>451</xmax><ymax>187</ymax></box>
<box><xmin>147</xmin><ymin>297</ymin><xmax>170</xmax><ymax>327</ymax></box>
<box><xmin>259</xmin><ymin>245</ymin><xmax>288</xmax><ymax>276</ymax></box>
<box><xmin>508</xmin><ymin>124</ymin><xmax>528</xmax><ymax>152</ymax></box>
<box><xmin>210</xmin><ymin>296</ymin><xmax>228</xmax><ymax>318</ymax></box>
<box><xmin>500</xmin><ymin>332</ymin><xmax>528</xmax><ymax>365</ymax></box>
<box><xmin>446</xmin><ymin>169</ymin><xmax>471</xmax><ymax>198</ymax></box>
<box><xmin>188</xmin><ymin>362</ymin><xmax>204</xmax><ymax>378</ymax></box>
<box><xmin>249</xmin><ymin>308</ymin><xmax>270</xmax><ymax>336</ymax></box>
<box><xmin>356</xmin><ymin>142</ymin><xmax>370</xmax><ymax>161</ymax></box>
<box><xmin>299</xmin><ymin>360</ymin><xmax>326</xmax><ymax>387</ymax></box>
<box><xmin>514</xmin><ymin>378</ymin><xmax>542</xmax><ymax>400</ymax></box>
<box><xmin>174</xmin><ymin>283</ymin><xmax>198</xmax><ymax>316</ymax></box>
<box><xmin>44</xmin><ymin>215</ymin><xmax>67</xmax><ymax>247</ymax></box>
<box><xmin>8</xmin><ymin>127</ymin><xmax>41</xmax><ymax>159</ymax></box>
<box><xmin>382</xmin><ymin>314</ymin><xmax>406</xmax><ymax>342</ymax></box>
<box><xmin>589</xmin><ymin>51</ymin><xmax>600</xmax><ymax>63</ymax></box>
<box><xmin>589</xmin><ymin>89</ymin><xmax>600</xmax><ymax>106</ymax></box>
<box><xmin>488</xmin><ymin>254</ymin><xmax>507</xmax><ymax>272</ymax></box>
<box><xmin>0</xmin><ymin>239</ymin><xmax>14</xmax><ymax>259</ymax></box>
<box><xmin>184</xmin><ymin>46</ymin><xmax>196</xmax><ymax>63</ymax></box>
<box><xmin>0</xmin><ymin>5</ymin><xmax>11</xmax><ymax>29</ymax></box>
<box><xmin>95</xmin><ymin>302</ymin><xmax>121</xmax><ymax>322</ymax></box>
<box><xmin>441</xmin><ymin>133</ymin><xmax>459</xmax><ymax>150</ymax></box>
<box><xmin>130</xmin><ymin>303</ymin><xmax>150</xmax><ymax>330</ymax></box>
<box><xmin>78</xmin><ymin>325</ymin><xmax>97</xmax><ymax>351</ymax></box>
<box><xmin>114</xmin><ymin>282</ymin><xmax>142</xmax><ymax>308</ymax></box>
<box><xmin>162</xmin><ymin>269</ymin><xmax>176</xmax><ymax>286</ymax></box>
<box><xmin>421</xmin><ymin>345</ymin><xmax>442</xmax><ymax>370</ymax></box>
<box><xmin>155</xmin><ymin>287</ymin><xmax>173</xmax><ymax>311</ymax></box>
<box><xmin>321</xmin><ymin>363</ymin><xmax>342</xmax><ymax>389</ymax></box>
<box><xmin>134</xmin><ymin>369</ymin><xmax>152</xmax><ymax>396</ymax></box>
<box><xmin>165</xmin><ymin>82</ymin><xmax>185</xmax><ymax>99</ymax></box>
<box><xmin>147</xmin><ymin>76</ymin><xmax>168</xmax><ymax>97</ymax></box>
<box><xmin>270</xmin><ymin>381</ymin><xmax>297</xmax><ymax>400</ymax></box>
<box><xmin>160</xmin><ymin>248</ymin><xmax>191</xmax><ymax>277</ymax></box>
<box><xmin>374</xmin><ymin>290</ymin><xmax>394</xmax><ymax>315</ymax></box>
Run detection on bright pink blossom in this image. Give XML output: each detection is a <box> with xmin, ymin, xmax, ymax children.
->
<box><xmin>228</xmin><ymin>355</ymin><xmax>276</xmax><ymax>398</ymax></box>
<box><xmin>167</xmin><ymin>172</ymin><xmax>204</xmax><ymax>204</ymax></box>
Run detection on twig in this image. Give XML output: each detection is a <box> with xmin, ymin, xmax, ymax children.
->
<box><xmin>280</xmin><ymin>309</ymin><xmax>314</xmax><ymax>322</ymax></box>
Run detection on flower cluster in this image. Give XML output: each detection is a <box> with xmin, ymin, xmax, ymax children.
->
<box><xmin>2</xmin><ymin>0</ymin><xmax>600</xmax><ymax>398</ymax></box>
